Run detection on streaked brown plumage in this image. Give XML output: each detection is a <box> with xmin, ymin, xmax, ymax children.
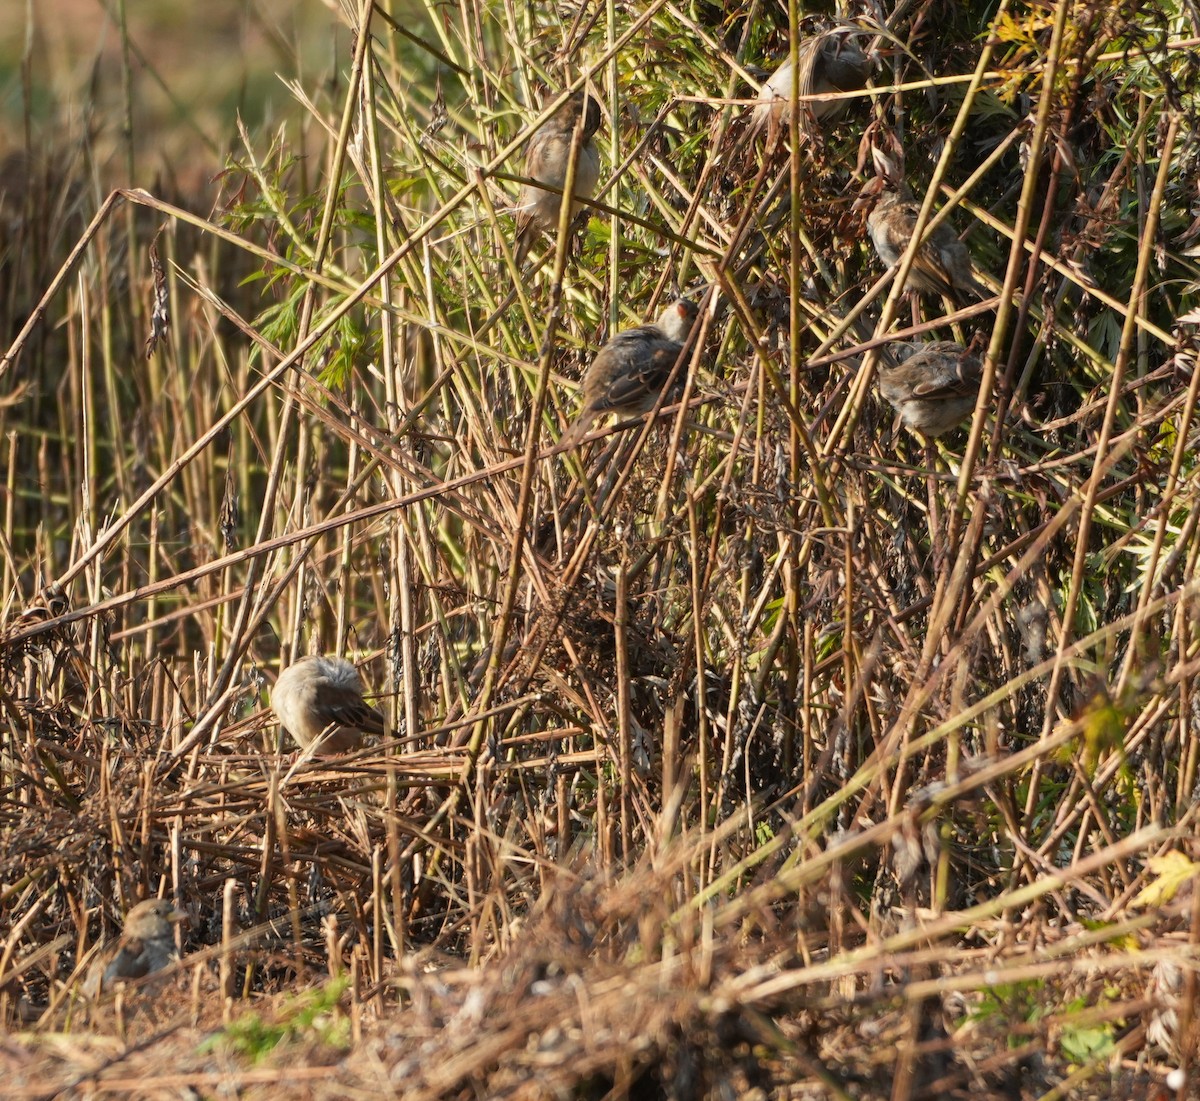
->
<box><xmin>860</xmin><ymin>149</ymin><xmax>985</xmax><ymax>302</ymax></box>
<box><xmin>878</xmin><ymin>340</ymin><xmax>983</xmax><ymax>437</ymax></box>
<box><xmin>272</xmin><ymin>654</ymin><xmax>386</xmax><ymax>753</ymax></box>
<box><xmin>867</xmin><ymin>188</ymin><xmax>985</xmax><ymax>301</ymax></box>
<box><xmin>84</xmin><ymin>898</ymin><xmax>184</xmax><ymax>997</ymax></box>
<box><xmin>513</xmin><ymin>91</ymin><xmax>603</xmax><ymax>267</ymax></box>
<box><xmin>753</xmin><ymin>33</ymin><xmax>871</xmax><ymax>134</ymax></box>
<box><xmin>559</xmin><ymin>299</ymin><xmax>700</xmax><ymax>448</ymax></box>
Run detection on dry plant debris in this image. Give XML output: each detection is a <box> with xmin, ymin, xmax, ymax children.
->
<box><xmin>2</xmin><ymin>0</ymin><xmax>1200</xmax><ymax>1098</ymax></box>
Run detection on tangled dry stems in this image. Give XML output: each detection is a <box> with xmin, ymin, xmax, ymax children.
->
<box><xmin>2</xmin><ymin>0</ymin><xmax>1200</xmax><ymax>1096</ymax></box>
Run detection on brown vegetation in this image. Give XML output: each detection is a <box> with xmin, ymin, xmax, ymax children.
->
<box><xmin>2</xmin><ymin>0</ymin><xmax>1200</xmax><ymax>1097</ymax></box>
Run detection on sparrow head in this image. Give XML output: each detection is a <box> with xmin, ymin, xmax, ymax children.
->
<box><xmin>121</xmin><ymin>898</ymin><xmax>186</xmax><ymax>940</ymax></box>
<box><xmin>812</xmin><ymin>32</ymin><xmax>872</xmax><ymax>92</ymax></box>
<box><xmin>580</xmin><ymin>93</ymin><xmax>603</xmax><ymax>141</ymax></box>
<box><xmin>555</xmin><ymin>91</ymin><xmax>603</xmax><ymax>142</ymax></box>
<box><xmin>655</xmin><ymin>298</ymin><xmax>700</xmax><ymax>344</ymax></box>
<box><xmin>852</xmin><ymin>137</ymin><xmax>915</xmax><ymax>218</ymax></box>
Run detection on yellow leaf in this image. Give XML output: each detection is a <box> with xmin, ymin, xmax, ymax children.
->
<box><xmin>1131</xmin><ymin>851</ymin><xmax>1200</xmax><ymax>909</ymax></box>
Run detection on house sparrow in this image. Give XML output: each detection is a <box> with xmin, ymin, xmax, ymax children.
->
<box><xmin>878</xmin><ymin>340</ymin><xmax>983</xmax><ymax>437</ymax></box>
<box><xmin>753</xmin><ymin>32</ymin><xmax>871</xmax><ymax>133</ymax></box>
<box><xmin>84</xmin><ymin>898</ymin><xmax>185</xmax><ymax>997</ymax></box>
<box><xmin>861</xmin><ymin>151</ymin><xmax>985</xmax><ymax>302</ymax></box>
<box><xmin>513</xmin><ymin>91</ymin><xmax>603</xmax><ymax>267</ymax></box>
<box><xmin>559</xmin><ymin>298</ymin><xmax>700</xmax><ymax>448</ymax></box>
<box><xmin>272</xmin><ymin>653</ymin><xmax>386</xmax><ymax>753</ymax></box>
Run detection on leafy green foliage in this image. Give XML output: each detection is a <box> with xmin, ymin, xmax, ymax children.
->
<box><xmin>201</xmin><ymin>977</ymin><xmax>352</xmax><ymax>1063</ymax></box>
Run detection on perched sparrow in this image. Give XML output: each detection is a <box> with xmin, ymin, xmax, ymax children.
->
<box><xmin>861</xmin><ymin>150</ymin><xmax>985</xmax><ymax>302</ymax></box>
<box><xmin>272</xmin><ymin>653</ymin><xmax>386</xmax><ymax>753</ymax></box>
<box><xmin>559</xmin><ymin>299</ymin><xmax>701</xmax><ymax>448</ymax></box>
<box><xmin>878</xmin><ymin>340</ymin><xmax>983</xmax><ymax>437</ymax></box>
<box><xmin>84</xmin><ymin>898</ymin><xmax>185</xmax><ymax>997</ymax></box>
<box><xmin>753</xmin><ymin>32</ymin><xmax>871</xmax><ymax>133</ymax></box>
<box><xmin>513</xmin><ymin>91</ymin><xmax>603</xmax><ymax>267</ymax></box>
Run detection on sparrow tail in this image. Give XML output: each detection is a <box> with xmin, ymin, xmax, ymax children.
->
<box><xmin>557</xmin><ymin>411</ymin><xmax>595</xmax><ymax>451</ymax></box>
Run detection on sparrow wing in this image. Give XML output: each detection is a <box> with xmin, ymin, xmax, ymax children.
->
<box><xmin>886</xmin><ymin>201</ymin><xmax>958</xmax><ymax>298</ymax></box>
<box><xmin>906</xmin><ymin>254</ymin><xmax>958</xmax><ymax>299</ymax></box>
<box><xmin>908</xmin><ymin>373</ymin><xmax>977</xmax><ymax>402</ymax></box>
<box><xmin>627</xmin><ymin>341</ymin><xmax>688</xmax><ymax>400</ymax></box>
<box><xmin>872</xmin><ymin>196</ymin><xmax>979</xmax><ymax>300</ymax></box>
<box><xmin>905</xmin><ymin>345</ymin><xmax>983</xmax><ymax>401</ymax></box>
<box><xmin>103</xmin><ymin>938</ymin><xmax>150</xmax><ymax>984</ymax></box>
<box><xmin>593</xmin><ymin>330</ymin><xmax>684</xmax><ymax>413</ymax></box>
<box><xmin>318</xmin><ymin>685</ymin><xmax>387</xmax><ymax>736</ymax></box>
<box><xmin>929</xmin><ymin>222</ymin><xmax>986</xmax><ymax>299</ymax></box>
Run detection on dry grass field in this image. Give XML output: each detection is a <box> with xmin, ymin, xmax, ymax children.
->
<box><xmin>2</xmin><ymin>1</ymin><xmax>1200</xmax><ymax>1098</ymax></box>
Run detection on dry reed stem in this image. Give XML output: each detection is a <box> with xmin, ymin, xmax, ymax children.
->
<box><xmin>2</xmin><ymin>0</ymin><xmax>1199</xmax><ymax>1095</ymax></box>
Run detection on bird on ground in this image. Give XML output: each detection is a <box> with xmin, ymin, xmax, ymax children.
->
<box><xmin>558</xmin><ymin>299</ymin><xmax>701</xmax><ymax>448</ymax></box>
<box><xmin>272</xmin><ymin>653</ymin><xmax>386</xmax><ymax>753</ymax></box>
<box><xmin>753</xmin><ymin>31</ymin><xmax>872</xmax><ymax>136</ymax></box>
<box><xmin>513</xmin><ymin>91</ymin><xmax>603</xmax><ymax>267</ymax></box>
<box><xmin>860</xmin><ymin>149</ymin><xmax>985</xmax><ymax>303</ymax></box>
<box><xmin>84</xmin><ymin>898</ymin><xmax>185</xmax><ymax>997</ymax></box>
<box><xmin>878</xmin><ymin>339</ymin><xmax>984</xmax><ymax>438</ymax></box>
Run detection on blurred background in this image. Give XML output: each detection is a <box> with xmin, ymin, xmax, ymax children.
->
<box><xmin>0</xmin><ymin>0</ymin><xmax>341</xmax><ymax>191</ymax></box>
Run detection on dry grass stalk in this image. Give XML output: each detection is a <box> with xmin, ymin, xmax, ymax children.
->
<box><xmin>2</xmin><ymin>0</ymin><xmax>1200</xmax><ymax>1096</ymax></box>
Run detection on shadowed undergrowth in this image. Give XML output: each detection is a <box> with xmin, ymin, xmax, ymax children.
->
<box><xmin>3</xmin><ymin>0</ymin><xmax>1200</xmax><ymax>1097</ymax></box>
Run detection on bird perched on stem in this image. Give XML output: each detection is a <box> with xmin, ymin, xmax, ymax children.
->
<box><xmin>84</xmin><ymin>898</ymin><xmax>185</xmax><ymax>997</ymax></box>
<box><xmin>878</xmin><ymin>339</ymin><xmax>984</xmax><ymax>438</ymax></box>
<box><xmin>753</xmin><ymin>31</ymin><xmax>872</xmax><ymax>138</ymax></box>
<box><xmin>513</xmin><ymin>91</ymin><xmax>603</xmax><ymax>267</ymax></box>
<box><xmin>859</xmin><ymin>148</ymin><xmax>985</xmax><ymax>302</ymax></box>
<box><xmin>559</xmin><ymin>299</ymin><xmax>701</xmax><ymax>449</ymax></box>
<box><xmin>273</xmin><ymin>654</ymin><xmax>386</xmax><ymax>753</ymax></box>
